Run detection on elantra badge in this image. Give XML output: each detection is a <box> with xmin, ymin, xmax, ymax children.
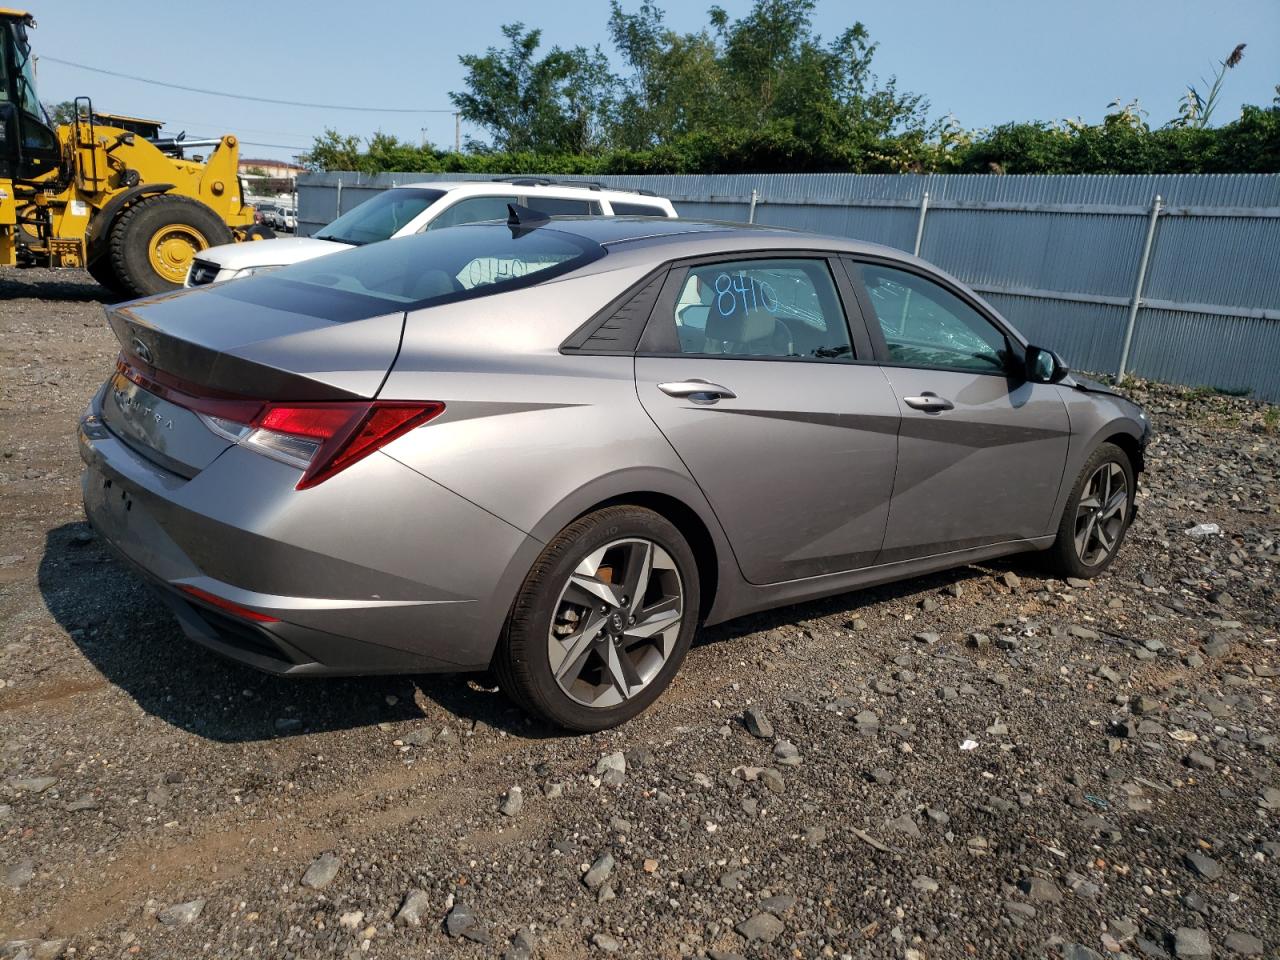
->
<box><xmin>131</xmin><ymin>336</ymin><xmax>154</xmax><ymax>366</ymax></box>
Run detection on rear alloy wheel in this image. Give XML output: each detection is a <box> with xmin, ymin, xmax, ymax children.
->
<box><xmin>495</xmin><ymin>506</ymin><xmax>699</xmax><ymax>731</ymax></box>
<box><xmin>109</xmin><ymin>194</ymin><xmax>234</xmax><ymax>297</ymax></box>
<box><xmin>1045</xmin><ymin>442</ymin><xmax>1135</xmax><ymax>578</ymax></box>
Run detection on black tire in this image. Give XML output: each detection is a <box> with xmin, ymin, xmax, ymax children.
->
<box><xmin>1044</xmin><ymin>442</ymin><xmax>1136</xmax><ymax>579</ymax></box>
<box><xmin>108</xmin><ymin>194</ymin><xmax>234</xmax><ymax>298</ymax></box>
<box><xmin>493</xmin><ymin>505</ymin><xmax>701</xmax><ymax>732</ymax></box>
<box><xmin>85</xmin><ymin>256</ymin><xmax>126</xmax><ymax>299</ymax></box>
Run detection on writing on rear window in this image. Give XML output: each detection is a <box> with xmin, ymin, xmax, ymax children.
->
<box><xmin>713</xmin><ymin>271</ymin><xmax>779</xmax><ymax>317</ymax></box>
<box><xmin>457</xmin><ymin>255</ymin><xmax>576</xmax><ymax>290</ymax></box>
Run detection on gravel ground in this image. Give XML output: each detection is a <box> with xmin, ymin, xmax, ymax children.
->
<box><xmin>1</xmin><ymin>268</ymin><xmax>1277</xmax><ymax>960</ymax></box>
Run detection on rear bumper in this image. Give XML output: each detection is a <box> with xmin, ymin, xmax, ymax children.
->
<box><xmin>78</xmin><ymin>395</ymin><xmax>542</xmax><ymax>676</ymax></box>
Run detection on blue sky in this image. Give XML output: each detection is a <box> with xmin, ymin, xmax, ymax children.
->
<box><xmin>28</xmin><ymin>0</ymin><xmax>1280</xmax><ymax>163</ymax></box>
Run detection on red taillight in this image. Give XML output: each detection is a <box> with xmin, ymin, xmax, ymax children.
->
<box><xmin>257</xmin><ymin>405</ymin><xmax>355</xmax><ymax>439</ymax></box>
<box><xmin>209</xmin><ymin>400</ymin><xmax>444</xmax><ymax>489</ymax></box>
<box><xmin>278</xmin><ymin>401</ymin><xmax>445</xmax><ymax>490</ymax></box>
<box><xmin>178</xmin><ymin>584</ymin><xmax>280</xmax><ymax>623</ymax></box>
<box><xmin>116</xmin><ymin>355</ymin><xmax>444</xmax><ymax>489</ymax></box>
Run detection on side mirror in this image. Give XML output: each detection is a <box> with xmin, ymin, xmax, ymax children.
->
<box><xmin>1025</xmin><ymin>345</ymin><xmax>1069</xmax><ymax>384</ymax></box>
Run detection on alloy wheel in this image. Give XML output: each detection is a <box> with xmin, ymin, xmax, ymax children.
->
<box><xmin>547</xmin><ymin>537</ymin><xmax>684</xmax><ymax>709</ymax></box>
<box><xmin>1074</xmin><ymin>461</ymin><xmax>1129</xmax><ymax>566</ymax></box>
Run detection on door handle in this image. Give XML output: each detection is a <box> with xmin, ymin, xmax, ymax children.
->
<box><xmin>903</xmin><ymin>394</ymin><xmax>954</xmax><ymax>412</ymax></box>
<box><xmin>657</xmin><ymin>379</ymin><xmax>737</xmax><ymax>405</ymax></box>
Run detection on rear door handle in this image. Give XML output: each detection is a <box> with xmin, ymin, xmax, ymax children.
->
<box><xmin>657</xmin><ymin>379</ymin><xmax>737</xmax><ymax>405</ymax></box>
<box><xmin>903</xmin><ymin>394</ymin><xmax>954</xmax><ymax>412</ymax></box>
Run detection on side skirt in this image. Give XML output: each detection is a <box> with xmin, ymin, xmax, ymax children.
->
<box><xmin>704</xmin><ymin>535</ymin><xmax>1055</xmax><ymax>625</ymax></box>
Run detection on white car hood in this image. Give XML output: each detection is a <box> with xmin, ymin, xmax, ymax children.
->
<box><xmin>196</xmin><ymin>236</ymin><xmax>350</xmax><ymax>271</ymax></box>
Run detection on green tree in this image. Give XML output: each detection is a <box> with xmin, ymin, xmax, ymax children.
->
<box><xmin>449</xmin><ymin>23</ymin><xmax>618</xmax><ymax>153</ymax></box>
<box><xmin>300</xmin><ymin>129</ymin><xmax>364</xmax><ymax>171</ymax></box>
<box><xmin>607</xmin><ymin>2</ymin><xmax>724</xmax><ymax>148</ymax></box>
<box><xmin>42</xmin><ymin>100</ymin><xmax>77</xmax><ymax>125</ymax></box>
<box><xmin>604</xmin><ymin>0</ymin><xmax>931</xmax><ymax>158</ymax></box>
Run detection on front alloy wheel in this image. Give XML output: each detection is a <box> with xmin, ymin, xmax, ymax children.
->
<box><xmin>1074</xmin><ymin>461</ymin><xmax>1129</xmax><ymax>566</ymax></box>
<box><xmin>1045</xmin><ymin>441</ymin><xmax>1135</xmax><ymax>579</ymax></box>
<box><xmin>495</xmin><ymin>506</ymin><xmax>700</xmax><ymax>731</ymax></box>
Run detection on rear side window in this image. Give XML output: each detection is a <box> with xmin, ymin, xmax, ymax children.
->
<box><xmin>247</xmin><ymin>224</ymin><xmax>604</xmax><ymax>313</ymax></box>
<box><xmin>672</xmin><ymin>259</ymin><xmax>853</xmax><ymax>360</ymax></box>
<box><xmin>610</xmin><ymin>201</ymin><xmax>668</xmax><ymax>217</ymax></box>
<box><xmin>425</xmin><ymin>195</ymin><xmax>518</xmax><ymax>230</ymax></box>
<box><xmin>525</xmin><ymin>197</ymin><xmax>600</xmax><ymax>216</ymax></box>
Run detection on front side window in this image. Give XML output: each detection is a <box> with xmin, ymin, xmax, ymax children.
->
<box><xmin>672</xmin><ymin>258</ymin><xmax>853</xmax><ymax>360</ymax></box>
<box><xmin>858</xmin><ymin>263</ymin><xmax>1010</xmax><ymax>373</ymax></box>
<box><xmin>315</xmin><ymin>188</ymin><xmax>446</xmax><ymax>246</ymax></box>
<box><xmin>425</xmin><ymin>195</ymin><xmax>518</xmax><ymax>231</ymax></box>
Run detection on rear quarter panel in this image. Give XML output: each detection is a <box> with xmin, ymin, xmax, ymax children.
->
<box><xmin>376</xmin><ymin>267</ymin><xmax>741</xmax><ymax>619</ymax></box>
<box><xmin>376</xmin><ymin>267</ymin><xmax>713</xmax><ymax>531</ymax></box>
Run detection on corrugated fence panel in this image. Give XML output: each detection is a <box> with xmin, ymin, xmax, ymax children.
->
<box><xmin>296</xmin><ymin>172</ymin><xmax>1280</xmax><ymax>401</ymax></box>
<box><xmin>1143</xmin><ymin>214</ymin><xmax>1280</xmax><ymax>310</ymax></box>
<box><xmin>1129</xmin><ymin>308</ymin><xmax>1280</xmax><ymax>398</ymax></box>
<box><xmin>919</xmin><ymin>209</ymin><xmax>1149</xmax><ymax>299</ymax></box>
<box><xmin>977</xmin><ymin>294</ymin><xmax>1130</xmax><ymax>378</ymax></box>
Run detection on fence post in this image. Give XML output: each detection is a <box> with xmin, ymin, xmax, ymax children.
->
<box><xmin>913</xmin><ymin>191</ymin><xmax>929</xmax><ymax>256</ymax></box>
<box><xmin>748</xmin><ymin>188</ymin><xmax>759</xmax><ymax>224</ymax></box>
<box><xmin>1116</xmin><ymin>194</ymin><xmax>1163</xmax><ymax>380</ymax></box>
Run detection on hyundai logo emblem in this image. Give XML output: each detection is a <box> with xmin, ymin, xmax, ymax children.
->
<box><xmin>131</xmin><ymin>336</ymin><xmax>154</xmax><ymax>366</ymax></box>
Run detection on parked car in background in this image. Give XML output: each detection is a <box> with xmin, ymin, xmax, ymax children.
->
<box><xmin>184</xmin><ymin>178</ymin><xmax>676</xmax><ymax>286</ymax></box>
<box><xmin>83</xmin><ymin>216</ymin><xmax>1147</xmax><ymax>730</ymax></box>
<box><xmin>252</xmin><ymin>202</ymin><xmax>277</xmax><ymax>227</ymax></box>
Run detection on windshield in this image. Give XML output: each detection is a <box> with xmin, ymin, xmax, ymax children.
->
<box><xmin>10</xmin><ymin>22</ymin><xmax>46</xmax><ymax>122</ymax></box>
<box><xmin>241</xmin><ymin>223</ymin><xmax>605</xmax><ymax>315</ymax></box>
<box><xmin>315</xmin><ymin>188</ymin><xmax>446</xmax><ymax>246</ymax></box>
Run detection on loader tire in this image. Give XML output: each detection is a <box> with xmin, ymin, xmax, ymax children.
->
<box><xmin>86</xmin><ymin>257</ymin><xmax>127</xmax><ymax>300</ymax></box>
<box><xmin>109</xmin><ymin>194</ymin><xmax>233</xmax><ymax>297</ymax></box>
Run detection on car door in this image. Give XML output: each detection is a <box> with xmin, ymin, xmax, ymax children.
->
<box><xmin>845</xmin><ymin>259</ymin><xmax>1071</xmax><ymax>564</ymax></box>
<box><xmin>635</xmin><ymin>254</ymin><xmax>900</xmax><ymax>585</ymax></box>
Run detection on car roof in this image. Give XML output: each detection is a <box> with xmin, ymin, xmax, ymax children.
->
<box><xmin>530</xmin><ymin>216</ymin><xmax>914</xmax><ymax>266</ymax></box>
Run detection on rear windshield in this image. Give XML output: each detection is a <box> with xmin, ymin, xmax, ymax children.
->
<box><xmin>315</xmin><ymin>187</ymin><xmax>446</xmax><ymax>246</ymax></box>
<box><xmin>228</xmin><ymin>223</ymin><xmax>605</xmax><ymax>317</ymax></box>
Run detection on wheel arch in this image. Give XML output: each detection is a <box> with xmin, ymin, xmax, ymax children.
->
<box><xmin>1048</xmin><ymin>413</ymin><xmax>1145</xmax><ymax>541</ymax></box>
<box><xmin>1102</xmin><ymin>430</ymin><xmax>1145</xmax><ymax>476</ymax></box>
<box><xmin>580</xmin><ymin>491</ymin><xmax>721</xmax><ymax>623</ymax></box>
<box><xmin>85</xmin><ymin>182</ymin><xmax>174</xmax><ymax>260</ymax></box>
<box><xmin>522</xmin><ymin>468</ymin><xmax>741</xmax><ymax>627</ymax></box>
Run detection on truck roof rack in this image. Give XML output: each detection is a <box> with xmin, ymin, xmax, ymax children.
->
<box><xmin>489</xmin><ymin>176</ymin><xmax>658</xmax><ymax>197</ymax></box>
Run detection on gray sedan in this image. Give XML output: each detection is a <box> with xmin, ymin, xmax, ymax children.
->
<box><xmin>79</xmin><ymin>213</ymin><xmax>1148</xmax><ymax>730</ymax></box>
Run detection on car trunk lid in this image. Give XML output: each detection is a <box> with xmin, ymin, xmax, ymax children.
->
<box><xmin>99</xmin><ymin>282</ymin><xmax>406</xmax><ymax>476</ymax></box>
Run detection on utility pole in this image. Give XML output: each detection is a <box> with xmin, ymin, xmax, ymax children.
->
<box><xmin>454</xmin><ymin>112</ymin><xmax>461</xmax><ymax>153</ymax></box>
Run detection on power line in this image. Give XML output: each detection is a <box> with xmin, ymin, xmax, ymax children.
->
<box><xmin>39</xmin><ymin>55</ymin><xmax>457</xmax><ymax>114</ymax></box>
<box><xmin>160</xmin><ymin>117</ymin><xmax>319</xmax><ymax>140</ymax></box>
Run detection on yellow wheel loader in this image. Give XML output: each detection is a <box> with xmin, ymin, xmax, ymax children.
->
<box><xmin>0</xmin><ymin>9</ymin><xmax>258</xmax><ymax>296</ymax></box>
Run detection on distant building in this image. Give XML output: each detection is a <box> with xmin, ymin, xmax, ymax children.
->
<box><xmin>238</xmin><ymin>158</ymin><xmax>306</xmax><ymax>182</ymax></box>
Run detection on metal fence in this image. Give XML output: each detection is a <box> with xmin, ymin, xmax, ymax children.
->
<box><xmin>297</xmin><ymin>172</ymin><xmax>1280</xmax><ymax>401</ymax></box>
